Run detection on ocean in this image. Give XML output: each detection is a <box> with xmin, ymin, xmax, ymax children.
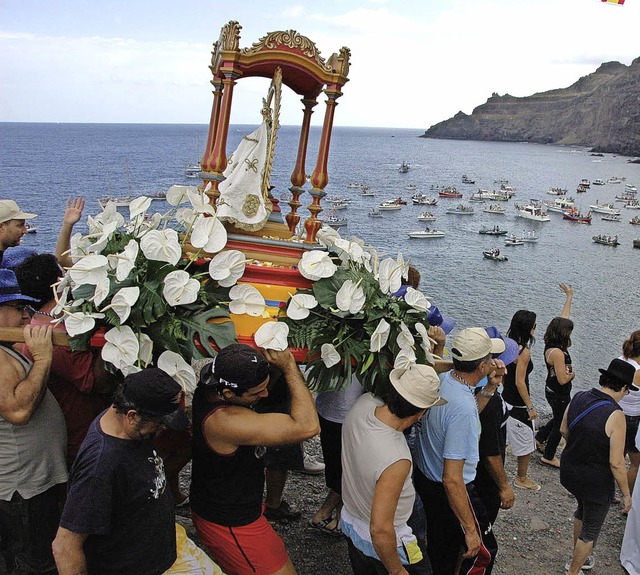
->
<box><xmin>2</xmin><ymin>122</ymin><xmax>639</xmax><ymax>411</ymax></box>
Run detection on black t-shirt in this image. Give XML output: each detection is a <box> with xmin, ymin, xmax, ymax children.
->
<box><xmin>60</xmin><ymin>413</ymin><xmax>176</xmax><ymax>575</ymax></box>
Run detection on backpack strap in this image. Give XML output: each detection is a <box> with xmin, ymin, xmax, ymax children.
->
<box><xmin>568</xmin><ymin>400</ymin><xmax>612</xmax><ymax>432</ymax></box>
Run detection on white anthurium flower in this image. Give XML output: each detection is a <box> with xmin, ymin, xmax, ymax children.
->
<box><xmin>121</xmin><ymin>364</ymin><xmax>142</xmax><ymax>377</ymax></box>
<box><xmin>86</xmin><ymin>214</ymin><xmax>103</xmax><ymax>236</ymax></box>
<box><xmin>138</xmin><ymin>333</ymin><xmax>153</xmax><ymax>367</ymax></box>
<box><xmin>414</xmin><ymin>322</ymin><xmax>429</xmax><ymax>341</ymax></box>
<box><xmin>321</xmin><ymin>343</ymin><xmax>341</xmax><ymax>368</ymax></box>
<box><xmin>88</xmin><ymin>220</ymin><xmax>119</xmax><ymax>254</ymax></box>
<box><xmin>396</xmin><ymin>321</ymin><xmax>415</xmax><ymax>349</ymax></box>
<box><xmin>397</xmin><ymin>252</ymin><xmax>410</xmax><ymax>280</ymax></box>
<box><xmin>102</xmin><ymin>286</ymin><xmax>140</xmax><ymax>323</ymax></box>
<box><xmin>187</xmin><ymin>188</ymin><xmax>216</xmax><ymax>215</ymax></box>
<box><xmin>298</xmin><ymin>250</ymin><xmax>337</xmax><ymax>281</ymax></box>
<box><xmin>316</xmin><ymin>227</ymin><xmax>341</xmax><ymax>249</ymax></box>
<box><xmin>133</xmin><ymin>212</ymin><xmax>162</xmax><ymax>237</ymax></box>
<box><xmin>95</xmin><ymin>201</ymin><xmax>125</xmax><ymax>229</ymax></box>
<box><xmin>158</xmin><ymin>350</ymin><xmax>197</xmax><ymax>393</ymax></box>
<box><xmin>175</xmin><ymin>207</ymin><xmax>197</xmax><ymax>227</ymax></box>
<box><xmin>333</xmin><ymin>238</ymin><xmax>366</xmax><ymax>265</ymax></box>
<box><xmin>376</xmin><ymin>258</ymin><xmax>403</xmax><ymax>295</ymax></box>
<box><xmin>394</xmin><ymin>347</ymin><xmax>417</xmax><ymax>369</ymax></box>
<box><xmin>370</xmin><ymin>318</ymin><xmax>391</xmax><ymax>353</ymax></box>
<box><xmin>166</xmin><ymin>184</ymin><xmax>197</xmax><ymax>206</ymax></box>
<box><xmin>335</xmin><ymin>279</ymin><xmax>366</xmax><ymax>314</ymax></box>
<box><xmin>162</xmin><ymin>270</ymin><xmax>200</xmax><ymax>307</ymax></box>
<box><xmin>114</xmin><ymin>239</ymin><xmax>139</xmax><ymax>282</ymax></box>
<box><xmin>129</xmin><ymin>196</ymin><xmax>152</xmax><ymax>219</ymax></box>
<box><xmin>69</xmin><ymin>232</ymin><xmax>93</xmax><ymax>261</ymax></box>
<box><xmin>208</xmin><ymin>250</ymin><xmax>247</xmax><ymax>287</ymax></box>
<box><xmin>68</xmin><ymin>254</ymin><xmax>109</xmax><ymax>286</ymax></box>
<box><xmin>63</xmin><ymin>311</ymin><xmax>106</xmax><ymax>337</ymax></box>
<box><xmin>254</xmin><ymin>322</ymin><xmax>289</xmax><ymax>351</ymax></box>
<box><xmin>286</xmin><ymin>293</ymin><xmax>318</xmax><ymax>320</ymax></box>
<box><xmin>91</xmin><ymin>276</ymin><xmax>111</xmax><ymax>307</ymax></box>
<box><xmin>51</xmin><ymin>285</ymin><xmax>70</xmax><ymax>316</ymax></box>
<box><xmin>404</xmin><ymin>287</ymin><xmax>431</xmax><ymax>312</ymax></box>
<box><xmin>228</xmin><ymin>284</ymin><xmax>266</xmax><ymax>316</ymax></box>
<box><xmin>414</xmin><ymin>323</ymin><xmax>438</xmax><ymax>365</ymax></box>
<box><xmin>101</xmin><ymin>325</ymin><xmax>140</xmax><ymax>370</ymax></box>
<box><xmin>140</xmin><ymin>228</ymin><xmax>181</xmax><ymax>265</ymax></box>
<box><xmin>190</xmin><ymin>214</ymin><xmax>227</xmax><ymax>253</ymax></box>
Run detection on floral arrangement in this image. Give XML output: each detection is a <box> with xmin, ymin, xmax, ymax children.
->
<box><xmin>58</xmin><ymin>190</ymin><xmax>439</xmax><ymax>397</ymax></box>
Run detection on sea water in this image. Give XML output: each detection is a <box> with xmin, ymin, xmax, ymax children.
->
<box><xmin>2</xmin><ymin>122</ymin><xmax>639</xmax><ymax>409</ymax></box>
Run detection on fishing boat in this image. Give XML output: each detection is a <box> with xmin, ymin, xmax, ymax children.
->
<box><xmin>593</xmin><ymin>179</ymin><xmax>606</xmax><ymax>186</ymax></box>
<box><xmin>469</xmin><ymin>192</ymin><xmax>487</xmax><ymax>203</ymax></box>
<box><xmin>602</xmin><ymin>214</ymin><xmax>621</xmax><ymax>222</ymax></box>
<box><xmin>479</xmin><ymin>225</ymin><xmax>507</xmax><ymax>236</ymax></box>
<box><xmin>630</xmin><ymin>216</ymin><xmax>640</xmax><ymax>225</ymax></box>
<box><xmin>405</xmin><ymin>184</ymin><xmax>417</xmax><ymax>191</ymax></box>
<box><xmin>519</xmin><ymin>230</ymin><xmax>539</xmax><ymax>243</ymax></box>
<box><xmin>483</xmin><ymin>204</ymin><xmax>506</xmax><ymax>215</ymax></box>
<box><xmin>515</xmin><ymin>203</ymin><xmax>550</xmax><ymax>222</ymax></box>
<box><xmin>483</xmin><ymin>248</ymin><xmax>508</xmax><ymax>261</ymax></box>
<box><xmin>607</xmin><ymin>177</ymin><xmax>622</xmax><ymax>184</ymax></box>
<box><xmin>462</xmin><ymin>175</ymin><xmax>475</xmax><ymax>184</ymax></box>
<box><xmin>544</xmin><ymin>197</ymin><xmax>576</xmax><ymax>213</ymax></box>
<box><xmin>446</xmin><ymin>204</ymin><xmax>474</xmax><ymax>215</ymax></box>
<box><xmin>589</xmin><ymin>202</ymin><xmax>620</xmax><ymax>215</ymax></box>
<box><xmin>322</xmin><ymin>213</ymin><xmax>347</xmax><ymax>229</ymax></box>
<box><xmin>576</xmin><ymin>184</ymin><xmax>589</xmax><ymax>193</ymax></box>
<box><xmin>616</xmin><ymin>192</ymin><xmax>637</xmax><ymax>203</ymax></box>
<box><xmin>592</xmin><ymin>234</ymin><xmax>620</xmax><ymax>246</ymax></box>
<box><xmin>547</xmin><ymin>187</ymin><xmax>568</xmax><ymax>196</ymax></box>
<box><xmin>580</xmin><ymin>179</ymin><xmax>591</xmax><ymax>188</ymax></box>
<box><xmin>482</xmin><ymin>190</ymin><xmax>510</xmax><ymax>202</ymax></box>
<box><xmin>500</xmin><ymin>185</ymin><xmax>517</xmax><ymax>198</ymax></box>
<box><xmin>417</xmin><ymin>212</ymin><xmax>437</xmax><ymax>222</ymax></box>
<box><xmin>331</xmin><ymin>200</ymin><xmax>348</xmax><ymax>210</ymax></box>
<box><xmin>408</xmin><ymin>227</ymin><xmax>445</xmax><ymax>239</ymax></box>
<box><xmin>360</xmin><ymin>186</ymin><xmax>375</xmax><ymax>196</ymax></box>
<box><xmin>377</xmin><ymin>201</ymin><xmax>402</xmax><ymax>211</ymax></box>
<box><xmin>399</xmin><ymin>161</ymin><xmax>410</xmax><ymax>173</ymax></box>
<box><xmin>624</xmin><ymin>200</ymin><xmax>640</xmax><ymax>209</ymax></box>
<box><xmin>438</xmin><ymin>186</ymin><xmax>463</xmax><ymax>199</ymax></box>
<box><xmin>505</xmin><ymin>235</ymin><xmax>525</xmax><ymax>246</ymax></box>
<box><xmin>562</xmin><ymin>209</ymin><xmax>592</xmax><ymax>224</ymax></box>
<box><xmin>411</xmin><ymin>193</ymin><xmax>430</xmax><ymax>205</ymax></box>
<box><xmin>368</xmin><ymin>210</ymin><xmax>382</xmax><ymax>218</ymax></box>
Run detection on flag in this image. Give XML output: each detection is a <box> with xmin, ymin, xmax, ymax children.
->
<box><xmin>601</xmin><ymin>0</ymin><xmax>625</xmax><ymax>5</ymax></box>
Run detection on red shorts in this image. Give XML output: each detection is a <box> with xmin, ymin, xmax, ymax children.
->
<box><xmin>192</xmin><ymin>510</ymin><xmax>289</xmax><ymax>575</ymax></box>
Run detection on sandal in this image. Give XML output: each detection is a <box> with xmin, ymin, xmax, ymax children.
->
<box><xmin>309</xmin><ymin>517</ymin><xmax>343</xmax><ymax>537</ymax></box>
<box><xmin>539</xmin><ymin>457</ymin><xmax>560</xmax><ymax>469</ymax></box>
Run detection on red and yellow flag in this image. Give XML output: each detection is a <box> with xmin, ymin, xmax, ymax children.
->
<box><xmin>601</xmin><ymin>0</ymin><xmax>625</xmax><ymax>5</ymax></box>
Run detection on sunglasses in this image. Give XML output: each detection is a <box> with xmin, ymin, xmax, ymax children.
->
<box><xmin>1</xmin><ymin>302</ymin><xmax>28</xmax><ymax>312</ymax></box>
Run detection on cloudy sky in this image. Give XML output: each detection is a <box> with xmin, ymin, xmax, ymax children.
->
<box><xmin>1</xmin><ymin>0</ymin><xmax>637</xmax><ymax>129</ymax></box>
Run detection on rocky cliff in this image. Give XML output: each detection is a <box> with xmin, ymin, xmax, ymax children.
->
<box><xmin>422</xmin><ymin>58</ymin><xmax>640</xmax><ymax>157</ymax></box>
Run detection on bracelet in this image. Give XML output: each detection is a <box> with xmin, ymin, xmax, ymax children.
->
<box><xmin>526</xmin><ymin>406</ymin><xmax>536</xmax><ymax>413</ymax></box>
<box><xmin>480</xmin><ymin>389</ymin><xmax>495</xmax><ymax>398</ymax></box>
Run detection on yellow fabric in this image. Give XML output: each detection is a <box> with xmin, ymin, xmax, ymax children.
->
<box><xmin>403</xmin><ymin>538</ymin><xmax>424</xmax><ymax>565</ymax></box>
<box><xmin>164</xmin><ymin>524</ymin><xmax>226</xmax><ymax>575</ymax></box>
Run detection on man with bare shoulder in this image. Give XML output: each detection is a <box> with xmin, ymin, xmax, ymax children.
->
<box><xmin>190</xmin><ymin>343</ymin><xmax>320</xmax><ymax>575</ymax></box>
<box><xmin>0</xmin><ymin>269</ymin><xmax>67</xmax><ymax>574</ymax></box>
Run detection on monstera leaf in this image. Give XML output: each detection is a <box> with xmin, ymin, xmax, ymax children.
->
<box><xmin>179</xmin><ymin>306</ymin><xmax>237</xmax><ymax>359</ymax></box>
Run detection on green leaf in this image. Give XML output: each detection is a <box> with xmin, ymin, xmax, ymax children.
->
<box><xmin>360</xmin><ymin>352</ymin><xmax>375</xmax><ymax>374</ymax></box>
<box><xmin>179</xmin><ymin>307</ymin><xmax>237</xmax><ymax>359</ymax></box>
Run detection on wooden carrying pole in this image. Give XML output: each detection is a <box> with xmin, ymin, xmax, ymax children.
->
<box><xmin>0</xmin><ymin>327</ymin><xmax>70</xmax><ymax>347</ymax></box>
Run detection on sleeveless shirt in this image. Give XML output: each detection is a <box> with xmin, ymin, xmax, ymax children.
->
<box><xmin>190</xmin><ymin>385</ymin><xmax>266</xmax><ymax>526</ymax></box>
<box><xmin>544</xmin><ymin>347</ymin><xmax>572</xmax><ymax>397</ymax></box>
<box><xmin>502</xmin><ymin>347</ymin><xmax>533</xmax><ymax>409</ymax></box>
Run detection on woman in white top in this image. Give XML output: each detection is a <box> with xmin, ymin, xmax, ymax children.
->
<box><xmin>618</xmin><ymin>330</ymin><xmax>640</xmax><ymax>493</ymax></box>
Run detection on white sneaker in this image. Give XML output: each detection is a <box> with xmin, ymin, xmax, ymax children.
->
<box><xmin>293</xmin><ymin>454</ymin><xmax>325</xmax><ymax>475</ymax></box>
<box><xmin>565</xmin><ymin>554</ymin><xmax>594</xmax><ymax>572</ymax></box>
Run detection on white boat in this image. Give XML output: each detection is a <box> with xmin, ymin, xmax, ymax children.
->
<box><xmin>519</xmin><ymin>230</ymin><xmax>539</xmax><ymax>243</ymax></box>
<box><xmin>446</xmin><ymin>204</ymin><xmax>474</xmax><ymax>215</ymax></box>
<box><xmin>377</xmin><ymin>201</ymin><xmax>402</xmax><ymax>211</ymax></box>
<box><xmin>368</xmin><ymin>210</ymin><xmax>382</xmax><ymax>218</ymax></box>
<box><xmin>515</xmin><ymin>203</ymin><xmax>550</xmax><ymax>222</ymax></box>
<box><xmin>483</xmin><ymin>204</ymin><xmax>506</xmax><ymax>215</ymax></box>
<box><xmin>593</xmin><ymin>179</ymin><xmax>606</xmax><ymax>186</ymax></box>
<box><xmin>98</xmin><ymin>196</ymin><xmax>134</xmax><ymax>208</ymax></box>
<box><xmin>411</xmin><ymin>193</ymin><xmax>429</xmax><ymax>204</ymax></box>
<box><xmin>405</xmin><ymin>184</ymin><xmax>417</xmax><ymax>191</ymax></box>
<box><xmin>418</xmin><ymin>212</ymin><xmax>436</xmax><ymax>221</ymax></box>
<box><xmin>607</xmin><ymin>177</ymin><xmax>622</xmax><ymax>184</ymax></box>
<box><xmin>602</xmin><ymin>214</ymin><xmax>621</xmax><ymax>222</ymax></box>
<box><xmin>547</xmin><ymin>187</ymin><xmax>568</xmax><ymax>196</ymax></box>
<box><xmin>408</xmin><ymin>227</ymin><xmax>445</xmax><ymax>239</ymax></box>
<box><xmin>184</xmin><ymin>163</ymin><xmax>201</xmax><ymax>178</ymax></box>
<box><xmin>500</xmin><ymin>185</ymin><xmax>517</xmax><ymax>197</ymax></box>
<box><xmin>589</xmin><ymin>202</ymin><xmax>620</xmax><ymax>215</ymax></box>
<box><xmin>462</xmin><ymin>175</ymin><xmax>475</xmax><ymax>184</ymax></box>
<box><xmin>544</xmin><ymin>197</ymin><xmax>576</xmax><ymax>213</ymax></box>
<box><xmin>592</xmin><ymin>234</ymin><xmax>620</xmax><ymax>246</ymax></box>
<box><xmin>580</xmin><ymin>179</ymin><xmax>591</xmax><ymax>188</ymax></box>
<box><xmin>347</xmin><ymin>182</ymin><xmax>364</xmax><ymax>188</ymax></box>
<box><xmin>327</xmin><ymin>196</ymin><xmax>351</xmax><ymax>205</ymax></box>
<box><xmin>468</xmin><ymin>192</ymin><xmax>487</xmax><ymax>203</ymax></box>
<box><xmin>505</xmin><ymin>235</ymin><xmax>525</xmax><ymax>246</ymax></box>
<box><xmin>25</xmin><ymin>223</ymin><xmax>37</xmax><ymax>234</ymax></box>
<box><xmin>484</xmin><ymin>190</ymin><xmax>510</xmax><ymax>201</ymax></box>
<box><xmin>624</xmin><ymin>200</ymin><xmax>640</xmax><ymax>209</ymax></box>
<box><xmin>322</xmin><ymin>214</ymin><xmax>347</xmax><ymax>228</ymax></box>
<box><xmin>625</xmin><ymin>184</ymin><xmax>638</xmax><ymax>193</ymax></box>
<box><xmin>399</xmin><ymin>161</ymin><xmax>410</xmax><ymax>173</ymax></box>
<box><xmin>360</xmin><ymin>186</ymin><xmax>375</xmax><ymax>196</ymax></box>
<box><xmin>483</xmin><ymin>249</ymin><xmax>508</xmax><ymax>261</ymax></box>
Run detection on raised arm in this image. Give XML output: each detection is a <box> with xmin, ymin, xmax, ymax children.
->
<box><xmin>56</xmin><ymin>197</ymin><xmax>85</xmax><ymax>268</ymax></box>
<box><xmin>558</xmin><ymin>283</ymin><xmax>574</xmax><ymax>319</ymax></box>
<box><xmin>0</xmin><ymin>324</ymin><xmax>52</xmax><ymax>425</ymax></box>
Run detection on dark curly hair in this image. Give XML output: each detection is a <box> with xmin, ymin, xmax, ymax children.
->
<box><xmin>14</xmin><ymin>253</ymin><xmax>63</xmax><ymax>309</ymax></box>
<box><xmin>543</xmin><ymin>317</ymin><xmax>574</xmax><ymax>350</ymax></box>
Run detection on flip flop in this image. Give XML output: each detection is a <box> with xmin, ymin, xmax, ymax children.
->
<box><xmin>539</xmin><ymin>458</ymin><xmax>560</xmax><ymax>469</ymax></box>
<box><xmin>309</xmin><ymin>518</ymin><xmax>343</xmax><ymax>537</ymax></box>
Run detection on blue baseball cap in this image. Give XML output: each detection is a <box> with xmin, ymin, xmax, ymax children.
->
<box><xmin>484</xmin><ymin>326</ymin><xmax>519</xmax><ymax>366</ymax></box>
<box><xmin>427</xmin><ymin>306</ymin><xmax>456</xmax><ymax>335</ymax></box>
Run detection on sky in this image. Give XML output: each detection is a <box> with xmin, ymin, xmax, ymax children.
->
<box><xmin>1</xmin><ymin>0</ymin><xmax>638</xmax><ymax>130</ymax></box>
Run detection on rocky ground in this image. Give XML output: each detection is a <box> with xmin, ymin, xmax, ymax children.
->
<box><xmin>176</xmin><ymin>429</ymin><xmax>632</xmax><ymax>575</ymax></box>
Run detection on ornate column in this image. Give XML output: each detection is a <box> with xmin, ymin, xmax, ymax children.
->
<box><xmin>201</xmin><ymin>78</ymin><xmax>223</xmax><ymax>172</ymax></box>
<box><xmin>304</xmin><ymin>89</ymin><xmax>341</xmax><ymax>244</ymax></box>
<box><xmin>286</xmin><ymin>98</ymin><xmax>317</xmax><ymax>234</ymax></box>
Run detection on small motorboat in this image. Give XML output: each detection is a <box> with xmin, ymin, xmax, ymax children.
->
<box><xmin>377</xmin><ymin>201</ymin><xmax>402</xmax><ymax>211</ymax></box>
<box><xmin>408</xmin><ymin>227</ymin><xmax>445</xmax><ymax>239</ymax></box>
<box><xmin>589</xmin><ymin>202</ymin><xmax>620</xmax><ymax>215</ymax></box>
<box><xmin>399</xmin><ymin>161</ymin><xmax>410</xmax><ymax>173</ymax></box>
<box><xmin>607</xmin><ymin>177</ymin><xmax>622</xmax><ymax>184</ymax></box>
<box><xmin>322</xmin><ymin>214</ymin><xmax>347</xmax><ymax>229</ymax></box>
<box><xmin>592</xmin><ymin>234</ymin><xmax>620</xmax><ymax>246</ymax></box>
<box><xmin>547</xmin><ymin>187</ymin><xmax>568</xmax><ymax>196</ymax></box>
<box><xmin>593</xmin><ymin>179</ymin><xmax>606</xmax><ymax>186</ymax></box>
<box><xmin>405</xmin><ymin>184</ymin><xmax>417</xmax><ymax>191</ymax></box>
<box><xmin>562</xmin><ymin>209</ymin><xmax>592</xmax><ymax>224</ymax></box>
<box><xmin>360</xmin><ymin>186</ymin><xmax>375</xmax><ymax>196</ymax></box>
<box><xmin>446</xmin><ymin>204</ymin><xmax>474</xmax><ymax>215</ymax></box>
<box><xmin>602</xmin><ymin>214</ymin><xmax>621</xmax><ymax>222</ymax></box>
<box><xmin>505</xmin><ymin>235</ymin><xmax>525</xmax><ymax>246</ymax></box>
<box><xmin>483</xmin><ymin>204</ymin><xmax>506</xmax><ymax>215</ymax></box>
<box><xmin>25</xmin><ymin>223</ymin><xmax>37</xmax><ymax>234</ymax></box>
<box><xmin>483</xmin><ymin>249</ymin><xmax>508</xmax><ymax>261</ymax></box>
<box><xmin>515</xmin><ymin>204</ymin><xmax>550</xmax><ymax>222</ymax></box>
<box><xmin>479</xmin><ymin>225</ymin><xmax>507</xmax><ymax>236</ymax></box>
<box><xmin>519</xmin><ymin>230</ymin><xmax>539</xmax><ymax>243</ymax></box>
<box><xmin>544</xmin><ymin>197</ymin><xmax>576</xmax><ymax>213</ymax></box>
<box><xmin>624</xmin><ymin>200</ymin><xmax>640</xmax><ymax>209</ymax></box>
<box><xmin>417</xmin><ymin>212</ymin><xmax>436</xmax><ymax>222</ymax></box>
<box><xmin>368</xmin><ymin>210</ymin><xmax>382</xmax><ymax>218</ymax></box>
<box><xmin>462</xmin><ymin>175</ymin><xmax>475</xmax><ymax>184</ymax></box>
<box><xmin>438</xmin><ymin>186</ymin><xmax>463</xmax><ymax>198</ymax></box>
<box><xmin>629</xmin><ymin>216</ymin><xmax>640</xmax><ymax>225</ymax></box>
<box><xmin>580</xmin><ymin>179</ymin><xmax>591</xmax><ymax>188</ymax></box>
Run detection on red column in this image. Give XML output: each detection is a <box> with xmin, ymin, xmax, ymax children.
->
<box><xmin>304</xmin><ymin>88</ymin><xmax>342</xmax><ymax>244</ymax></box>
<box><xmin>286</xmin><ymin>98</ymin><xmax>317</xmax><ymax>234</ymax></box>
<box><xmin>201</xmin><ymin>78</ymin><xmax>223</xmax><ymax>172</ymax></box>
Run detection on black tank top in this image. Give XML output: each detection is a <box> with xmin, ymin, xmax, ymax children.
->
<box><xmin>190</xmin><ymin>385</ymin><xmax>266</xmax><ymax>526</ymax></box>
<box><xmin>544</xmin><ymin>347</ymin><xmax>572</xmax><ymax>397</ymax></box>
<box><xmin>502</xmin><ymin>347</ymin><xmax>533</xmax><ymax>408</ymax></box>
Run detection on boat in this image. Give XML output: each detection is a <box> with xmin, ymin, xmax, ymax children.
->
<box><xmin>368</xmin><ymin>210</ymin><xmax>382</xmax><ymax>218</ymax></box>
<box><xmin>483</xmin><ymin>204</ymin><xmax>506</xmax><ymax>215</ymax></box>
<box><xmin>607</xmin><ymin>177</ymin><xmax>622</xmax><ymax>184</ymax></box>
<box><xmin>98</xmin><ymin>196</ymin><xmax>134</xmax><ymax>208</ymax></box>
<box><xmin>462</xmin><ymin>175</ymin><xmax>475</xmax><ymax>184</ymax></box>
<box><xmin>331</xmin><ymin>200</ymin><xmax>348</xmax><ymax>210</ymax></box>
<box><xmin>592</xmin><ymin>234</ymin><xmax>620</xmax><ymax>246</ymax></box>
<box><xmin>438</xmin><ymin>186</ymin><xmax>463</xmax><ymax>199</ymax></box>
<box><xmin>500</xmin><ymin>184</ymin><xmax>517</xmax><ymax>197</ymax></box>
<box><xmin>624</xmin><ymin>200</ymin><xmax>640</xmax><ymax>209</ymax></box>
<box><xmin>479</xmin><ymin>225</ymin><xmax>507</xmax><ymax>236</ymax></box>
<box><xmin>377</xmin><ymin>201</ymin><xmax>402</xmax><ymax>211</ymax></box>
<box><xmin>592</xmin><ymin>179</ymin><xmax>606</xmax><ymax>186</ymax></box>
<box><xmin>184</xmin><ymin>163</ymin><xmax>202</xmax><ymax>178</ymax></box>
<box><xmin>347</xmin><ymin>182</ymin><xmax>365</xmax><ymax>188</ymax></box>
<box><xmin>634</xmin><ymin>239</ymin><xmax>640</xmax><ymax>249</ymax></box>
<box><xmin>580</xmin><ymin>179</ymin><xmax>591</xmax><ymax>188</ymax></box>
<box><xmin>405</xmin><ymin>184</ymin><xmax>417</xmax><ymax>191</ymax></box>
<box><xmin>413</xmin><ymin>195</ymin><xmax>437</xmax><ymax>206</ymax></box>
<box><xmin>483</xmin><ymin>249</ymin><xmax>508</xmax><ymax>261</ymax></box>
<box><xmin>399</xmin><ymin>161</ymin><xmax>410</xmax><ymax>173</ymax></box>
<box><xmin>602</xmin><ymin>214</ymin><xmax>621</xmax><ymax>222</ymax></box>
<box><xmin>483</xmin><ymin>190</ymin><xmax>510</xmax><ymax>201</ymax></box>
<box><xmin>417</xmin><ymin>212</ymin><xmax>437</xmax><ymax>221</ymax></box>
<box><xmin>322</xmin><ymin>213</ymin><xmax>347</xmax><ymax>229</ymax></box>
<box><xmin>625</xmin><ymin>184</ymin><xmax>638</xmax><ymax>193</ymax></box>
<box><xmin>408</xmin><ymin>227</ymin><xmax>445</xmax><ymax>239</ymax></box>
<box><xmin>544</xmin><ymin>197</ymin><xmax>576</xmax><ymax>213</ymax></box>
<box><xmin>615</xmin><ymin>192</ymin><xmax>637</xmax><ymax>203</ymax></box>
<box><xmin>515</xmin><ymin>203</ymin><xmax>550</xmax><ymax>222</ymax></box>
<box><xmin>25</xmin><ymin>222</ymin><xmax>37</xmax><ymax>234</ymax></box>
<box><xmin>494</xmin><ymin>179</ymin><xmax>509</xmax><ymax>185</ymax></box>
<box><xmin>360</xmin><ymin>186</ymin><xmax>375</xmax><ymax>196</ymax></box>
<box><xmin>469</xmin><ymin>192</ymin><xmax>487</xmax><ymax>203</ymax></box>
<box><xmin>327</xmin><ymin>196</ymin><xmax>351</xmax><ymax>205</ymax></box>
<box><xmin>576</xmin><ymin>184</ymin><xmax>589</xmax><ymax>193</ymax></box>
<box><xmin>547</xmin><ymin>187</ymin><xmax>568</xmax><ymax>196</ymax></box>
<box><xmin>562</xmin><ymin>209</ymin><xmax>592</xmax><ymax>224</ymax></box>
<box><xmin>504</xmin><ymin>235</ymin><xmax>525</xmax><ymax>246</ymax></box>
<box><xmin>446</xmin><ymin>204</ymin><xmax>474</xmax><ymax>215</ymax></box>
<box><xmin>387</xmin><ymin>197</ymin><xmax>407</xmax><ymax>205</ymax></box>
<box><xmin>519</xmin><ymin>230</ymin><xmax>539</xmax><ymax>243</ymax></box>
<box><xmin>630</xmin><ymin>216</ymin><xmax>640</xmax><ymax>225</ymax></box>
<box><xmin>589</xmin><ymin>202</ymin><xmax>620</xmax><ymax>215</ymax></box>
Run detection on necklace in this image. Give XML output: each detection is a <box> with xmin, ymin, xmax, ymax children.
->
<box><xmin>451</xmin><ymin>371</ymin><xmax>475</xmax><ymax>395</ymax></box>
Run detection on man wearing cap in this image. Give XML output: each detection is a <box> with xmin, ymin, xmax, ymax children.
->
<box><xmin>413</xmin><ymin>327</ymin><xmax>506</xmax><ymax>575</ymax></box>
<box><xmin>190</xmin><ymin>343</ymin><xmax>319</xmax><ymax>575</ymax></box>
<box><xmin>340</xmin><ymin>364</ymin><xmax>446</xmax><ymax>575</ymax></box>
<box><xmin>0</xmin><ymin>269</ymin><xmax>67</xmax><ymax>575</ymax></box>
<box><xmin>0</xmin><ymin>200</ymin><xmax>36</xmax><ymax>265</ymax></box>
<box><xmin>52</xmin><ymin>368</ymin><xmax>188</xmax><ymax>575</ymax></box>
